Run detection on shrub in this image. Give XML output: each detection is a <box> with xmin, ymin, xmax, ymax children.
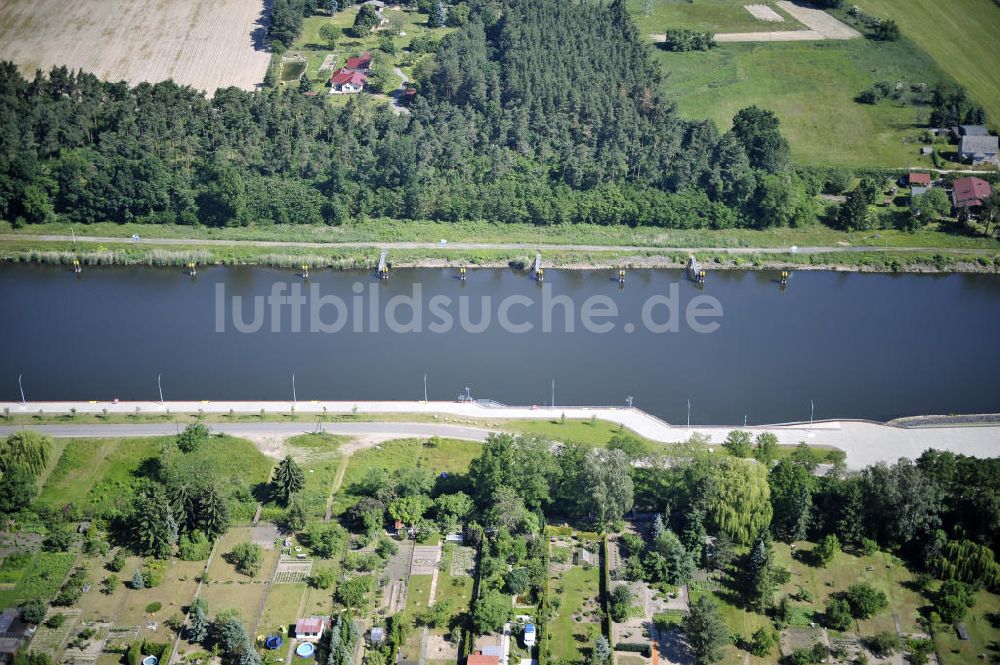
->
<box><xmin>825</xmin><ymin>598</ymin><xmax>852</xmax><ymax>631</ymax></box>
<box><xmin>614</xmin><ymin>643</ymin><xmax>652</xmax><ymax>657</ymax></box>
<box><xmin>865</xmin><ymin>631</ymin><xmax>900</xmax><ymax>657</ymax></box>
<box><xmin>178</xmin><ymin>532</ymin><xmax>213</xmax><ymax>561</ymax></box>
<box><xmin>228</xmin><ymin>542</ymin><xmax>263</xmax><ymax>577</ymax></box>
<box><xmin>661</xmin><ymin>28</ymin><xmax>716</xmax><ymax>51</ymax></box>
<box><xmin>45</xmin><ymin>614</ymin><xmax>67</xmax><ymax>629</ymax></box>
<box><xmin>306</xmin><ymin>568</ymin><xmax>336</xmax><ymax>590</ymax></box>
<box><xmin>20</xmin><ymin>600</ymin><xmax>48</xmax><ymax>625</ymax></box>
<box><xmin>145</xmin><ymin>602</ymin><xmax>162</xmax><ymax>614</ymax></box>
<box><xmin>845</xmin><ymin>583</ymin><xmax>887</xmax><ymax>619</ymax></box>
<box><xmin>108</xmin><ymin>550</ymin><xmax>127</xmax><ymax>572</ymax></box>
<box><xmin>177</xmin><ymin>423</ymin><xmax>210</xmax><ymax>453</ymax></box>
<box><xmin>142</xmin><ymin>560</ymin><xmax>166</xmax><ymax>587</ymax></box>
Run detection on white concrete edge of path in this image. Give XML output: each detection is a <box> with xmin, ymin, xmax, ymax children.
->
<box><xmin>4</xmin><ymin>400</ymin><xmax>1000</xmax><ymax>470</ymax></box>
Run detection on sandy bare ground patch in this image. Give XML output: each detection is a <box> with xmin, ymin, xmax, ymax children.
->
<box><xmin>745</xmin><ymin>4</ymin><xmax>786</xmax><ymax>22</ymax></box>
<box><xmin>775</xmin><ymin>0</ymin><xmax>861</xmax><ymax>38</ymax></box>
<box><xmin>0</xmin><ymin>0</ymin><xmax>270</xmax><ymax>94</ymax></box>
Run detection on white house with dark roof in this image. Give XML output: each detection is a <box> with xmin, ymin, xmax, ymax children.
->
<box><xmin>959</xmin><ymin>134</ymin><xmax>999</xmax><ymax>166</ymax></box>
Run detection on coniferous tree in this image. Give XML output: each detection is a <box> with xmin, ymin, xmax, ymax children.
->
<box><xmin>272</xmin><ymin>456</ymin><xmax>305</xmax><ymax>505</ymax></box>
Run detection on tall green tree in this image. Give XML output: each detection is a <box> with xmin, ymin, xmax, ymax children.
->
<box><xmin>272</xmin><ymin>455</ymin><xmax>305</xmax><ymax>505</ymax></box>
<box><xmin>683</xmin><ymin>596</ymin><xmax>729</xmax><ymax>664</ymax></box>
<box><xmin>769</xmin><ymin>459</ymin><xmax>813</xmax><ymax>542</ymax></box>
<box><xmin>730</xmin><ymin>106</ymin><xmax>791</xmax><ymax>173</ymax></box>
<box><xmin>129</xmin><ymin>485</ymin><xmax>179</xmax><ymax>558</ymax></box>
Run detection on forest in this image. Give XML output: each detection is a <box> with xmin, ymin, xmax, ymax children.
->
<box><xmin>0</xmin><ymin>0</ymin><xmax>807</xmax><ymax>230</ymax></box>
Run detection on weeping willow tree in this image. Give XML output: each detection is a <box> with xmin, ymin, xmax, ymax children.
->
<box><xmin>0</xmin><ymin>430</ymin><xmax>52</xmax><ymax>477</ymax></box>
<box><xmin>699</xmin><ymin>457</ymin><xmax>772</xmax><ymax>546</ymax></box>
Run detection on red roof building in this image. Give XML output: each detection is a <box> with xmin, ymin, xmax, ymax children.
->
<box><xmin>295</xmin><ymin>617</ymin><xmax>326</xmax><ymax>642</ymax></box>
<box><xmin>468</xmin><ymin>655</ymin><xmax>500</xmax><ymax>665</ymax></box>
<box><xmin>908</xmin><ymin>172</ymin><xmax>931</xmax><ymax>186</ymax></box>
<box><xmin>330</xmin><ymin>67</ymin><xmax>368</xmax><ymax>92</ymax></box>
<box><xmin>345</xmin><ymin>52</ymin><xmax>372</xmax><ymax>72</ymax></box>
<box><xmin>951</xmin><ymin>176</ymin><xmax>992</xmax><ymax>209</ymax></box>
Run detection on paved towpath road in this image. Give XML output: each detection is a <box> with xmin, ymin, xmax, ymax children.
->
<box><xmin>3</xmin><ymin>401</ymin><xmax>999</xmax><ymax>469</ymax></box>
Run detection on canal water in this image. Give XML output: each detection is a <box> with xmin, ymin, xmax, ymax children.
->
<box><xmin>2</xmin><ymin>264</ymin><xmax>998</xmax><ymax>424</ymax></box>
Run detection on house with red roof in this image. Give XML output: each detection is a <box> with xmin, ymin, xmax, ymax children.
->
<box><xmin>330</xmin><ymin>67</ymin><xmax>367</xmax><ymax>93</ymax></box>
<box><xmin>951</xmin><ymin>176</ymin><xmax>992</xmax><ymax>210</ymax></box>
<box><xmin>330</xmin><ymin>52</ymin><xmax>372</xmax><ymax>93</ymax></box>
<box><xmin>908</xmin><ymin>172</ymin><xmax>931</xmax><ymax>187</ymax></box>
<box><xmin>345</xmin><ymin>52</ymin><xmax>372</xmax><ymax>72</ymax></box>
<box><xmin>295</xmin><ymin>617</ymin><xmax>326</xmax><ymax>642</ymax></box>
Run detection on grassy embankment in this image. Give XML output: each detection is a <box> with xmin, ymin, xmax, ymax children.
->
<box><xmin>2</xmin><ymin>221</ymin><xmax>998</xmax><ymax>272</ymax></box>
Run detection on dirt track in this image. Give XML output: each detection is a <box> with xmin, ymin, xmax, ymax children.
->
<box><xmin>0</xmin><ymin>0</ymin><xmax>270</xmax><ymax>94</ymax></box>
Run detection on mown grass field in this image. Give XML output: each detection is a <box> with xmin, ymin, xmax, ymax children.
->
<box><xmin>626</xmin><ymin>0</ymin><xmax>803</xmax><ymax>34</ymax></box>
<box><xmin>36</xmin><ymin>436</ymin><xmax>275</xmax><ymax>519</ymax></box>
<box><xmin>339</xmin><ymin>438</ymin><xmax>481</xmax><ymax>495</ymax></box>
<box><xmin>653</xmin><ymin>38</ymin><xmax>952</xmax><ymax>167</ymax></box>
<box><xmin>630</xmin><ymin>0</ymin><xmax>1000</xmax><ymax>168</ymax></box>
<box><xmin>852</xmin><ymin>0</ymin><xmax>1000</xmax><ymax>131</ymax></box>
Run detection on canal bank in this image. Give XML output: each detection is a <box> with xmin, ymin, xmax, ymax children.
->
<box><xmin>2</xmin><ymin>234</ymin><xmax>999</xmax><ymax>273</ymax></box>
<box><xmin>2</xmin><ymin>400</ymin><xmax>999</xmax><ymax>469</ymax></box>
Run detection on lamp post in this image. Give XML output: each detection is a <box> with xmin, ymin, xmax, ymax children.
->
<box><xmin>551</xmin><ymin>379</ymin><xmax>555</xmax><ymax>409</ymax></box>
<box><xmin>158</xmin><ymin>374</ymin><xmax>164</xmax><ymax>405</ymax></box>
<box><xmin>18</xmin><ymin>374</ymin><xmax>25</xmax><ymax>406</ymax></box>
<box><xmin>687</xmin><ymin>399</ymin><xmax>691</xmax><ymax>430</ymax></box>
<box><xmin>292</xmin><ymin>374</ymin><xmax>297</xmax><ymax>404</ymax></box>
<box><xmin>423</xmin><ymin>373</ymin><xmax>428</xmax><ymax>402</ymax></box>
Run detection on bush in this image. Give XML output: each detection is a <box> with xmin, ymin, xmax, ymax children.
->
<box><xmin>845</xmin><ymin>583</ymin><xmax>888</xmax><ymax>619</ymax></box>
<box><xmin>825</xmin><ymin>598</ymin><xmax>852</xmax><ymax>631</ymax></box>
<box><xmin>145</xmin><ymin>602</ymin><xmax>162</xmax><ymax>613</ymax></box>
<box><xmin>661</xmin><ymin>28</ymin><xmax>715</xmax><ymax>51</ymax></box>
<box><xmin>865</xmin><ymin>632</ymin><xmax>900</xmax><ymax>657</ymax></box>
<box><xmin>20</xmin><ymin>599</ymin><xmax>48</xmax><ymax>625</ymax></box>
<box><xmin>228</xmin><ymin>542</ymin><xmax>264</xmax><ymax>577</ymax></box>
<box><xmin>178</xmin><ymin>532</ymin><xmax>213</xmax><ymax>561</ymax></box>
<box><xmin>142</xmin><ymin>560</ymin><xmax>166</xmax><ymax>587</ymax></box>
<box><xmin>177</xmin><ymin>423</ymin><xmax>210</xmax><ymax>453</ymax></box>
<box><xmin>749</xmin><ymin>627</ymin><xmax>774</xmax><ymax>657</ymax></box>
<box><xmin>614</xmin><ymin>643</ymin><xmax>652</xmax><ymax>657</ymax></box>
<box><xmin>306</xmin><ymin>568</ymin><xmax>336</xmax><ymax>590</ymax></box>
<box><xmin>108</xmin><ymin>549</ymin><xmax>127</xmax><ymax>572</ymax></box>
<box><xmin>45</xmin><ymin>614</ymin><xmax>67</xmax><ymax>629</ymax></box>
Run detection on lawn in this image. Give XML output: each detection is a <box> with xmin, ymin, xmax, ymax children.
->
<box><xmin>653</xmin><ymin>37</ymin><xmax>954</xmax><ymax>167</ymax></box>
<box><xmin>626</xmin><ymin>0</ymin><xmax>804</xmax><ymax>34</ymax></box>
<box><xmin>258</xmin><ymin>582</ymin><xmax>307</xmax><ymax>638</ymax></box>
<box><xmin>934</xmin><ymin>587</ymin><xmax>1000</xmax><ymax>665</ymax></box>
<box><xmin>547</xmin><ymin>564</ymin><xmax>601</xmax><ymax>663</ymax></box>
<box><xmin>37</xmin><ymin>435</ymin><xmax>275</xmax><ymax>520</ymax></box>
<box><xmin>506</xmin><ymin>418</ymin><xmax>658</xmax><ymax>450</ymax></box>
<box><xmin>851</xmin><ymin>0</ymin><xmax>1000</xmax><ymax>130</ymax></box>
<box><xmin>339</xmin><ymin>438</ymin><xmax>481</xmax><ymax>497</ymax></box>
<box><xmin>285</xmin><ymin>433</ymin><xmax>347</xmax><ymax>521</ymax></box>
<box><xmin>772</xmin><ymin>542</ymin><xmax>925</xmax><ymax>636</ymax></box>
